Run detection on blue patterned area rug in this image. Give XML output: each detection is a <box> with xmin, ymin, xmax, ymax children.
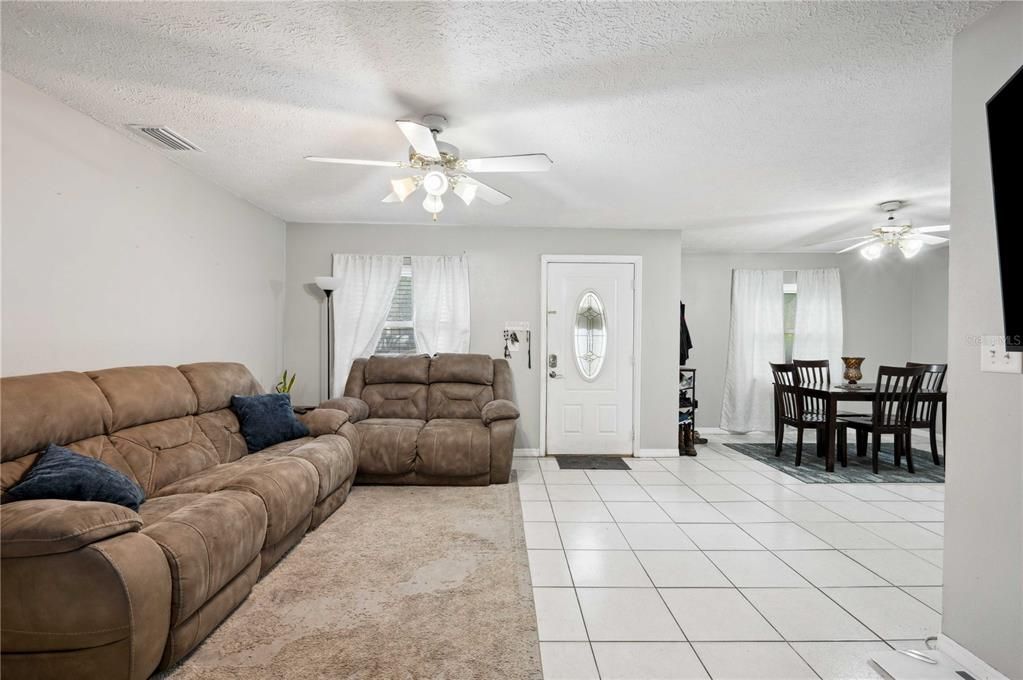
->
<box><xmin>723</xmin><ymin>443</ymin><xmax>944</xmax><ymax>484</ymax></box>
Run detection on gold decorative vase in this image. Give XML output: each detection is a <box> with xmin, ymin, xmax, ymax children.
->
<box><xmin>841</xmin><ymin>357</ymin><xmax>865</xmax><ymax>384</ymax></box>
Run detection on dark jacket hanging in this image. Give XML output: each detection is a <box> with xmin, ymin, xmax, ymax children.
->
<box><xmin>680</xmin><ymin>302</ymin><xmax>694</xmax><ymax>365</ymax></box>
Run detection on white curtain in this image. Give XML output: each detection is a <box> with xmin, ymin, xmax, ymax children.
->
<box><xmin>411</xmin><ymin>255</ymin><xmax>471</xmax><ymax>355</ymax></box>
<box><xmin>330</xmin><ymin>254</ymin><xmax>403</xmax><ymax>396</ymax></box>
<box><xmin>792</xmin><ymin>268</ymin><xmax>844</xmax><ymax>381</ymax></box>
<box><xmin>721</xmin><ymin>269</ymin><xmax>786</xmax><ymax>433</ymax></box>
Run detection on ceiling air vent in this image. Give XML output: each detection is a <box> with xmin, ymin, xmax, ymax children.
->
<box><xmin>127</xmin><ymin>125</ymin><xmax>203</xmax><ymax>151</ymax></box>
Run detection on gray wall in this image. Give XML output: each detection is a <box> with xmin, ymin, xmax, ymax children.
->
<box><xmin>681</xmin><ymin>249</ymin><xmax>948</xmax><ymax>429</ymax></box>
<box><xmin>1</xmin><ymin>74</ymin><xmax>287</xmax><ymax>386</ymax></box>
<box><xmin>944</xmin><ymin>5</ymin><xmax>1023</xmax><ymax>677</ymax></box>
<box><xmin>285</xmin><ymin>224</ymin><xmax>682</xmax><ymax>452</ymax></box>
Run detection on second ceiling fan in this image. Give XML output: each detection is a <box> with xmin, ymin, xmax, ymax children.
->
<box><xmin>306</xmin><ymin>115</ymin><xmax>553</xmax><ymax>221</ymax></box>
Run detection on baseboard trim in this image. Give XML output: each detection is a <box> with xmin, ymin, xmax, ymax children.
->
<box><xmin>513</xmin><ymin>448</ymin><xmax>541</xmax><ymax>457</ymax></box>
<box><xmin>936</xmin><ymin>634</ymin><xmax>1010</xmax><ymax>680</ymax></box>
<box><xmin>636</xmin><ymin>448</ymin><xmax>679</xmax><ymax>458</ymax></box>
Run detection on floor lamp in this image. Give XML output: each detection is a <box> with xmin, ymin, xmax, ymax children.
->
<box><xmin>314</xmin><ymin>276</ymin><xmax>343</xmax><ymax>401</ymax></box>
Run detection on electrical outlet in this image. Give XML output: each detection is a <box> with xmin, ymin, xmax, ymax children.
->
<box><xmin>980</xmin><ymin>336</ymin><xmax>1023</xmax><ymax>373</ymax></box>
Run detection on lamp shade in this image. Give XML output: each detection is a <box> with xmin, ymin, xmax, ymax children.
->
<box><xmin>315</xmin><ymin>276</ymin><xmax>343</xmax><ymax>292</ymax></box>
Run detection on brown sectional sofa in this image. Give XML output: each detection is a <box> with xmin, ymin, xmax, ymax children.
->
<box><xmin>0</xmin><ymin>353</ymin><xmax>518</xmax><ymax>679</ymax></box>
<box><xmin>0</xmin><ymin>362</ymin><xmax>359</xmax><ymax>679</ymax></box>
<box><xmin>322</xmin><ymin>353</ymin><xmax>519</xmax><ymax>485</ymax></box>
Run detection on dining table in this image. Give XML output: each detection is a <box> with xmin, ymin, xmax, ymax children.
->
<box><xmin>798</xmin><ymin>382</ymin><xmax>947</xmax><ymax>472</ymax></box>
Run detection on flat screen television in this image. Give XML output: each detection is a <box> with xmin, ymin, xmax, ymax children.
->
<box><xmin>987</xmin><ymin>65</ymin><xmax>1022</xmax><ymax>352</ymax></box>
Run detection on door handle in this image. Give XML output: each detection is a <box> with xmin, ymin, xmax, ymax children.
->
<box><xmin>549</xmin><ymin>371</ymin><xmax>564</xmax><ymax>379</ymax></box>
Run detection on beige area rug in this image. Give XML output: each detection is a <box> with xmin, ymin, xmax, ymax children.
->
<box><xmin>163</xmin><ymin>483</ymin><xmax>541</xmax><ymax>680</ymax></box>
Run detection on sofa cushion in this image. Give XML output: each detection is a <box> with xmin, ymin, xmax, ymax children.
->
<box><xmin>110</xmin><ymin>416</ymin><xmax>220</xmax><ymax>496</ymax></box>
<box><xmin>139</xmin><ymin>493</ymin><xmax>207</xmax><ymax>525</ymax></box>
<box><xmin>417</xmin><ymin>419</ymin><xmax>491</xmax><ymax>477</ymax></box>
<box><xmin>230</xmin><ymin>393</ymin><xmax>310</xmax><ymax>452</ymax></box>
<box><xmin>194</xmin><ymin>409</ymin><xmax>249</xmax><ymax>464</ymax></box>
<box><xmin>427</xmin><ymin>383</ymin><xmax>494</xmax><ymax>420</ymax></box>
<box><xmin>355</xmin><ymin>418</ymin><xmax>424</xmax><ymax>476</ymax></box>
<box><xmin>3</xmin><ymin>444</ymin><xmax>145</xmax><ymax>511</ymax></box>
<box><xmin>88</xmin><ymin>366</ymin><xmax>197</xmax><ymax>431</ymax></box>
<box><xmin>141</xmin><ymin>490</ymin><xmax>266</xmax><ymax>626</ymax></box>
<box><xmin>152</xmin><ymin>454</ymin><xmax>317</xmax><ymax>546</ymax></box>
<box><xmin>262</xmin><ymin>435</ymin><xmax>357</xmax><ymax>503</ymax></box>
<box><xmin>177</xmin><ymin>362</ymin><xmax>262</xmax><ymax>414</ymax></box>
<box><xmin>361</xmin><ymin>383</ymin><xmax>428</xmax><ymax>420</ymax></box>
<box><xmin>429</xmin><ymin>353</ymin><xmax>494</xmax><ymax>385</ymax></box>
<box><xmin>365</xmin><ymin>354</ymin><xmax>430</xmax><ymax>385</ymax></box>
<box><xmin>1</xmin><ymin>371</ymin><xmax>112</xmax><ymax>462</ymax></box>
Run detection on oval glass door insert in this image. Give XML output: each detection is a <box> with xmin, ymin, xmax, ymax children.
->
<box><xmin>574</xmin><ymin>290</ymin><xmax>607</xmax><ymax>380</ymax></box>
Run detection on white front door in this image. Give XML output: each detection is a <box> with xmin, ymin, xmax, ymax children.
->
<box><xmin>545</xmin><ymin>261</ymin><xmax>635</xmax><ymax>455</ymax></box>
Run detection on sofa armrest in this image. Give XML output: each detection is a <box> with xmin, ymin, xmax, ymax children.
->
<box><xmin>318</xmin><ymin>396</ymin><xmax>370</xmax><ymax>423</ymax></box>
<box><xmin>481</xmin><ymin>399</ymin><xmax>520</xmax><ymax>426</ymax></box>
<box><xmin>298</xmin><ymin>408</ymin><xmax>350</xmax><ymax>436</ymax></box>
<box><xmin>1</xmin><ymin>499</ymin><xmax>142</xmax><ymax>558</ymax></box>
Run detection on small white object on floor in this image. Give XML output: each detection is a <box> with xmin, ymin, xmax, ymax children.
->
<box><xmin>872</xmin><ymin>648</ymin><xmax>975</xmax><ymax>679</ymax></box>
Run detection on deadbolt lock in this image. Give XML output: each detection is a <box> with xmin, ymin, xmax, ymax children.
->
<box><xmin>548</xmin><ymin>354</ymin><xmax>558</xmax><ymax>368</ymax></box>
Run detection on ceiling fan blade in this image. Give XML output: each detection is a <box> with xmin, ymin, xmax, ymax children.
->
<box><xmin>458</xmin><ymin>176</ymin><xmax>510</xmax><ymax>205</ymax></box>
<box><xmin>838</xmin><ymin>237</ymin><xmax>878</xmax><ymax>254</ymax></box>
<box><xmin>395</xmin><ymin>120</ymin><xmax>440</xmax><ymax>158</ymax></box>
<box><xmin>305</xmin><ymin>156</ymin><xmax>403</xmax><ymax>167</ymax></box>
<box><xmin>810</xmin><ymin>235</ymin><xmax>876</xmax><ymax>247</ymax></box>
<box><xmin>382</xmin><ymin>192</ymin><xmax>401</xmax><ymax>203</ymax></box>
<box><xmin>462</xmin><ymin>153</ymin><xmax>553</xmax><ymax>173</ymax></box>
<box><xmin>915</xmin><ymin>234</ymin><xmax>949</xmax><ymax>245</ymax></box>
<box><xmin>915</xmin><ymin>224</ymin><xmax>951</xmax><ymax>233</ymax></box>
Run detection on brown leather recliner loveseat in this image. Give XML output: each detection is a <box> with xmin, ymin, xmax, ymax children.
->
<box><xmin>321</xmin><ymin>353</ymin><xmax>520</xmax><ymax>485</ymax></box>
<box><xmin>0</xmin><ymin>362</ymin><xmax>359</xmax><ymax>679</ymax></box>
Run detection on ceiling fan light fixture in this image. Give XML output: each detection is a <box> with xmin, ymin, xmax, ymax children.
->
<box><xmin>422</xmin><ymin>193</ymin><xmax>444</xmax><ymax>216</ymax></box>
<box><xmin>391</xmin><ymin>176</ymin><xmax>419</xmax><ymax>202</ymax></box>
<box><xmin>453</xmin><ymin>181</ymin><xmax>477</xmax><ymax>206</ymax></box>
<box><xmin>422</xmin><ymin>170</ymin><xmax>449</xmax><ymax>196</ymax></box>
<box><xmin>861</xmin><ymin>242</ymin><xmax>885</xmax><ymax>260</ymax></box>
<box><xmin>900</xmin><ymin>237</ymin><xmax>923</xmax><ymax>259</ymax></box>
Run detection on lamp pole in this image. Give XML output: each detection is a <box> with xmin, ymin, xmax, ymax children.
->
<box><xmin>314</xmin><ymin>277</ymin><xmax>343</xmax><ymax>401</ymax></box>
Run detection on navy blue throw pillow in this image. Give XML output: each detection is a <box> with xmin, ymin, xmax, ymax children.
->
<box><xmin>231</xmin><ymin>393</ymin><xmax>310</xmax><ymax>453</ymax></box>
<box><xmin>4</xmin><ymin>444</ymin><xmax>145</xmax><ymax>511</ymax></box>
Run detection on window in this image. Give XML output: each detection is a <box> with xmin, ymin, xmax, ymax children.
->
<box><xmin>375</xmin><ymin>257</ymin><xmax>417</xmax><ymax>354</ymax></box>
<box><xmin>783</xmin><ymin>282</ymin><xmax>797</xmax><ymax>362</ymax></box>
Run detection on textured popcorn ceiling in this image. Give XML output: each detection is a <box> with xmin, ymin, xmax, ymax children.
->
<box><xmin>0</xmin><ymin>2</ymin><xmax>993</xmax><ymax>250</ymax></box>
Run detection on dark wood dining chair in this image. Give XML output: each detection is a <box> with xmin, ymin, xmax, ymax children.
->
<box><xmin>793</xmin><ymin>359</ymin><xmax>830</xmax><ymax>386</ymax></box>
<box><xmin>836</xmin><ymin>365</ymin><xmax>926</xmax><ymax>473</ymax></box>
<box><xmin>906</xmin><ymin>362</ymin><xmax>947</xmax><ymax>466</ymax></box>
<box><xmin>770</xmin><ymin>363</ymin><xmax>796</xmax><ymax>456</ymax></box>
<box><xmin>771</xmin><ymin>362</ymin><xmax>826</xmax><ymax>466</ymax></box>
<box><xmin>793</xmin><ymin>359</ymin><xmax>855</xmax><ymax>456</ymax></box>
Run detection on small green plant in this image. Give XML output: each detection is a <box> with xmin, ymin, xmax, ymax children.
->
<box><xmin>275</xmin><ymin>370</ymin><xmax>296</xmax><ymax>394</ymax></box>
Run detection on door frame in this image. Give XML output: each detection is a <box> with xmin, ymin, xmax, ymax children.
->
<box><xmin>539</xmin><ymin>254</ymin><xmax>643</xmax><ymax>456</ymax></box>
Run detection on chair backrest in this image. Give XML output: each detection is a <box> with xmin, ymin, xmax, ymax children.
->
<box><xmin>770</xmin><ymin>363</ymin><xmax>796</xmax><ymax>386</ymax></box>
<box><xmin>793</xmin><ymin>359</ymin><xmax>831</xmax><ymax>387</ymax></box>
<box><xmin>905</xmin><ymin>362</ymin><xmax>947</xmax><ymax>422</ymax></box>
<box><xmin>774</xmin><ymin>383</ymin><xmax>802</xmax><ymax>421</ymax></box>
<box><xmin>873</xmin><ymin>365</ymin><xmax>926</xmax><ymax>428</ymax></box>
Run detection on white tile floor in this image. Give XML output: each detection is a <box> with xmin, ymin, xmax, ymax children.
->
<box><xmin>516</xmin><ymin>432</ymin><xmax>944</xmax><ymax>680</ymax></box>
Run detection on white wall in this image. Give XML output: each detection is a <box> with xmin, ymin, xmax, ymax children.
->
<box><xmin>1</xmin><ymin>74</ymin><xmax>287</xmax><ymax>386</ymax></box>
<box><xmin>944</xmin><ymin>5</ymin><xmax>1023</xmax><ymax>677</ymax></box>
<box><xmin>681</xmin><ymin>249</ymin><xmax>948</xmax><ymax>429</ymax></box>
<box><xmin>285</xmin><ymin>223</ymin><xmax>682</xmax><ymax>452</ymax></box>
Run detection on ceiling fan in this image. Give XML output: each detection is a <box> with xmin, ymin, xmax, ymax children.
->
<box><xmin>816</xmin><ymin>200</ymin><xmax>950</xmax><ymax>260</ymax></box>
<box><xmin>305</xmin><ymin>114</ymin><xmax>552</xmax><ymax>221</ymax></box>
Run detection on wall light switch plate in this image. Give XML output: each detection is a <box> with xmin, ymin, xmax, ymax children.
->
<box><xmin>980</xmin><ymin>336</ymin><xmax>1023</xmax><ymax>373</ymax></box>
